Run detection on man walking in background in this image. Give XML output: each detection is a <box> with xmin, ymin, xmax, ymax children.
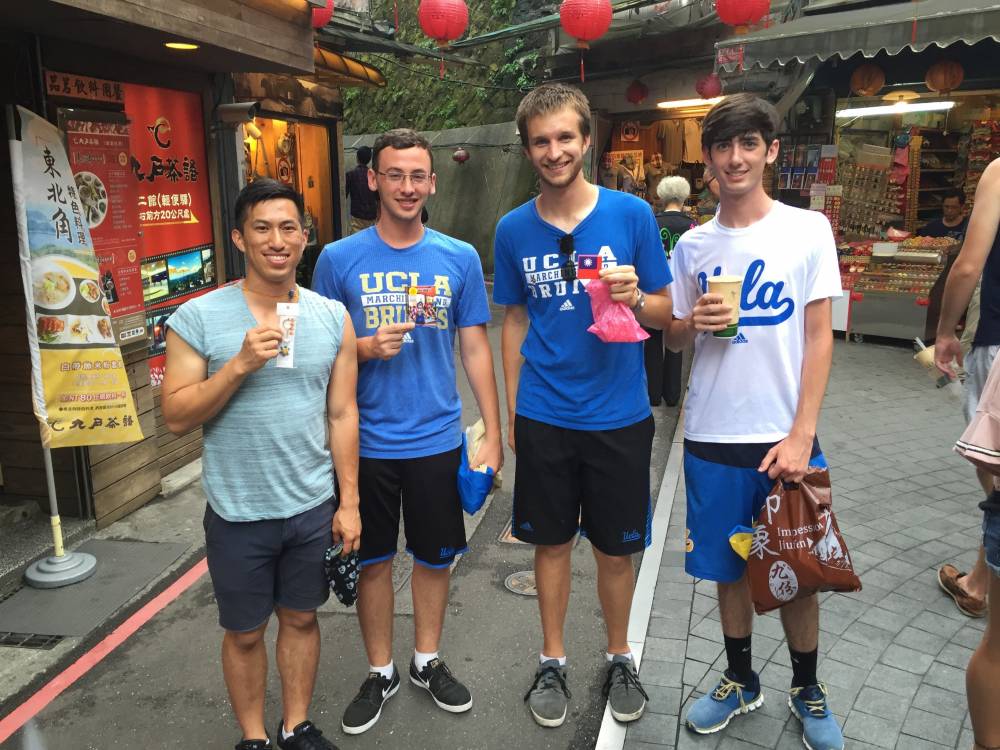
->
<box><xmin>345</xmin><ymin>145</ymin><xmax>378</xmax><ymax>234</ymax></box>
<box><xmin>935</xmin><ymin>157</ymin><xmax>1000</xmax><ymax>750</ymax></box>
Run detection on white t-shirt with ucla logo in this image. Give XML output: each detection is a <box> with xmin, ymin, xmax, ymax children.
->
<box><xmin>670</xmin><ymin>201</ymin><xmax>842</xmax><ymax>443</ymax></box>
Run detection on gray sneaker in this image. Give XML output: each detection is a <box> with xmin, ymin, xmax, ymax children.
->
<box><xmin>524</xmin><ymin>659</ymin><xmax>571</xmax><ymax>727</ymax></box>
<box><xmin>603</xmin><ymin>655</ymin><xmax>648</xmax><ymax>723</ymax></box>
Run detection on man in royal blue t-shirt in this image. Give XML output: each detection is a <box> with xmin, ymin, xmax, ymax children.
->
<box><xmin>313</xmin><ymin>129</ymin><xmax>503</xmax><ymax>736</ymax></box>
<box><xmin>493</xmin><ymin>83</ymin><xmax>673</xmax><ymax>729</ymax></box>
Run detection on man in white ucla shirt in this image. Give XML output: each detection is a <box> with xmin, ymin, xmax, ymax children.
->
<box><xmin>665</xmin><ymin>94</ymin><xmax>844</xmax><ymax>750</ymax></box>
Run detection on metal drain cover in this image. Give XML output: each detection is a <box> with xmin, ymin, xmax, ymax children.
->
<box><xmin>0</xmin><ymin>631</ymin><xmax>64</xmax><ymax>650</ymax></box>
<box><xmin>504</xmin><ymin>571</ymin><xmax>537</xmax><ymax>596</ymax></box>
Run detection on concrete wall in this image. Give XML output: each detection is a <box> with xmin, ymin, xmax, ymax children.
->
<box><xmin>343</xmin><ymin>121</ymin><xmax>538</xmax><ymax>273</ymax></box>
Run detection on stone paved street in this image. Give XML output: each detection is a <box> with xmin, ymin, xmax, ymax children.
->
<box><xmin>624</xmin><ymin>340</ymin><xmax>986</xmax><ymax>750</ymax></box>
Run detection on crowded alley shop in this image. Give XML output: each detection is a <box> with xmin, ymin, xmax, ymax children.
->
<box><xmin>716</xmin><ymin>0</ymin><xmax>1000</xmax><ymax>343</ymax></box>
<box><xmin>1</xmin><ymin>2</ymin><xmax>314</xmax><ymax>527</ymax></box>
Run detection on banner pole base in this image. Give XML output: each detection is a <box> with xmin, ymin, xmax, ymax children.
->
<box><xmin>25</xmin><ymin>551</ymin><xmax>97</xmax><ymax>589</ymax></box>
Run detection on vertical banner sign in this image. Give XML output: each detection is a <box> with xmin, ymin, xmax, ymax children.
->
<box><xmin>8</xmin><ymin>105</ymin><xmax>144</xmax><ymax>448</ymax></box>
<box><xmin>63</xmin><ymin>117</ymin><xmax>148</xmax><ymax>347</ymax></box>
<box><xmin>123</xmin><ymin>83</ymin><xmax>216</xmax><ymax>386</ymax></box>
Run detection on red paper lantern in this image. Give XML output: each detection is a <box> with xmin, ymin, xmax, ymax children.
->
<box><xmin>311</xmin><ymin>0</ymin><xmax>334</xmax><ymax>29</ymax></box>
<box><xmin>452</xmin><ymin>147</ymin><xmax>470</xmax><ymax>163</ymax></box>
<box><xmin>418</xmin><ymin>0</ymin><xmax>470</xmax><ymax>46</ymax></box>
<box><xmin>626</xmin><ymin>80</ymin><xmax>649</xmax><ymax>105</ymax></box>
<box><xmin>695</xmin><ymin>73</ymin><xmax>723</xmax><ymax>99</ymax></box>
<box><xmin>850</xmin><ymin>63</ymin><xmax>885</xmax><ymax>96</ymax></box>
<box><xmin>925</xmin><ymin>60</ymin><xmax>964</xmax><ymax>94</ymax></box>
<box><xmin>418</xmin><ymin>0</ymin><xmax>469</xmax><ymax>77</ymax></box>
<box><xmin>559</xmin><ymin>0</ymin><xmax>613</xmax><ymax>82</ymax></box>
<box><xmin>715</xmin><ymin>0</ymin><xmax>770</xmax><ymax>28</ymax></box>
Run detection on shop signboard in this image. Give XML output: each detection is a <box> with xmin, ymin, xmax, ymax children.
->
<box><xmin>63</xmin><ymin>115</ymin><xmax>148</xmax><ymax>349</ymax></box>
<box><xmin>123</xmin><ymin>83</ymin><xmax>217</xmax><ymax>385</ymax></box>
<box><xmin>44</xmin><ymin>70</ymin><xmax>125</xmax><ymax>105</ymax></box>
<box><xmin>7</xmin><ymin>105</ymin><xmax>144</xmax><ymax>448</ymax></box>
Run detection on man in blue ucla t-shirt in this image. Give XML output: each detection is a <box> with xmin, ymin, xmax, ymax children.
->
<box><xmin>163</xmin><ymin>179</ymin><xmax>360</xmax><ymax>750</ymax></box>
<box><xmin>312</xmin><ymin>129</ymin><xmax>502</xmax><ymax>735</ymax></box>
<box><xmin>493</xmin><ymin>84</ymin><xmax>673</xmax><ymax>729</ymax></box>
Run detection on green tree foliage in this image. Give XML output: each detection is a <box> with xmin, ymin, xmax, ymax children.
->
<box><xmin>343</xmin><ymin>0</ymin><xmax>541</xmax><ymax>133</ymax></box>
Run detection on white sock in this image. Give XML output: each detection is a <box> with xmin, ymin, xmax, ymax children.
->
<box><xmin>414</xmin><ymin>650</ymin><xmax>439</xmax><ymax>672</ymax></box>
<box><xmin>370</xmin><ymin>661</ymin><xmax>394</xmax><ymax>680</ymax></box>
<box><xmin>540</xmin><ymin>653</ymin><xmax>567</xmax><ymax>666</ymax></box>
<box><xmin>607</xmin><ymin>651</ymin><xmax>634</xmax><ymax>662</ymax></box>
<box><xmin>281</xmin><ymin>723</ymin><xmax>295</xmax><ymax>740</ymax></box>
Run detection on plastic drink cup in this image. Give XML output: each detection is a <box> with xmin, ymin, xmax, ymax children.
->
<box><xmin>707</xmin><ymin>275</ymin><xmax>742</xmax><ymax>338</ymax></box>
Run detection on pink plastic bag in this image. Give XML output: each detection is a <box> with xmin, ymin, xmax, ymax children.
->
<box><xmin>585</xmin><ymin>280</ymin><xmax>649</xmax><ymax>343</ymax></box>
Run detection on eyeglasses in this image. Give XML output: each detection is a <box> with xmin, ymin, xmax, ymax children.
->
<box><xmin>559</xmin><ymin>234</ymin><xmax>576</xmax><ymax>282</ymax></box>
<box><xmin>376</xmin><ymin>170</ymin><xmax>430</xmax><ymax>186</ymax></box>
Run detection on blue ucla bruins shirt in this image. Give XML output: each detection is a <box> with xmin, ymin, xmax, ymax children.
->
<box><xmin>493</xmin><ymin>187</ymin><xmax>672</xmax><ymax>430</ymax></box>
<box><xmin>313</xmin><ymin>226</ymin><xmax>491</xmax><ymax>459</ymax></box>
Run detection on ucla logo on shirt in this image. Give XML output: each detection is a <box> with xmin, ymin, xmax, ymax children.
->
<box><xmin>697</xmin><ymin>259</ymin><xmax>794</xmax><ymax>327</ymax></box>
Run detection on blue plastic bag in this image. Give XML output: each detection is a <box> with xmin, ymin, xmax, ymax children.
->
<box><xmin>457</xmin><ymin>433</ymin><xmax>495</xmax><ymax>515</ymax></box>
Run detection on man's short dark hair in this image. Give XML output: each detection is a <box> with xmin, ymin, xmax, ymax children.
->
<box><xmin>701</xmin><ymin>93</ymin><xmax>780</xmax><ymax>152</ymax></box>
<box><xmin>371</xmin><ymin>128</ymin><xmax>433</xmax><ymax>172</ymax></box>
<box><xmin>357</xmin><ymin>146</ymin><xmax>372</xmax><ymax>166</ymax></box>
<box><xmin>942</xmin><ymin>189</ymin><xmax>966</xmax><ymax>205</ymax></box>
<box><xmin>233</xmin><ymin>178</ymin><xmax>305</xmax><ymax>231</ymax></box>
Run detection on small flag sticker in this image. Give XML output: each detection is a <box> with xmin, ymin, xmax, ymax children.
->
<box><xmin>577</xmin><ymin>254</ymin><xmax>602</xmax><ymax>279</ymax></box>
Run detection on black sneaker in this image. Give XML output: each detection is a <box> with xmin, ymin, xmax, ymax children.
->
<box><xmin>235</xmin><ymin>741</ymin><xmax>272</xmax><ymax>750</ymax></box>
<box><xmin>409</xmin><ymin>657</ymin><xmax>473</xmax><ymax>712</ymax></box>
<box><xmin>275</xmin><ymin>720</ymin><xmax>338</xmax><ymax>750</ymax></box>
<box><xmin>341</xmin><ymin>668</ymin><xmax>401</xmax><ymax>735</ymax></box>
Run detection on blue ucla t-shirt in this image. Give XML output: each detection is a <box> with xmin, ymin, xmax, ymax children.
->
<box><xmin>493</xmin><ymin>187</ymin><xmax>672</xmax><ymax>430</ymax></box>
<box><xmin>313</xmin><ymin>226</ymin><xmax>491</xmax><ymax>459</ymax></box>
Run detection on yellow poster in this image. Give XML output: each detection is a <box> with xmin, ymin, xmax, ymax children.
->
<box><xmin>8</xmin><ymin>105</ymin><xmax>143</xmax><ymax>447</ymax></box>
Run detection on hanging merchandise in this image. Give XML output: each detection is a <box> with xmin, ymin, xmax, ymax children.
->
<box><xmin>559</xmin><ymin>0</ymin><xmax>613</xmax><ymax>82</ymax></box>
<box><xmin>626</xmin><ymin>79</ymin><xmax>649</xmax><ymax>105</ymax></box>
<box><xmin>849</xmin><ymin>63</ymin><xmax>886</xmax><ymax>96</ymax></box>
<box><xmin>311</xmin><ymin>0</ymin><xmax>334</xmax><ymax>29</ymax></box>
<box><xmin>695</xmin><ymin>73</ymin><xmax>722</xmax><ymax>99</ymax></box>
<box><xmin>418</xmin><ymin>0</ymin><xmax>470</xmax><ymax>77</ymax></box>
<box><xmin>715</xmin><ymin>0</ymin><xmax>770</xmax><ymax>33</ymax></box>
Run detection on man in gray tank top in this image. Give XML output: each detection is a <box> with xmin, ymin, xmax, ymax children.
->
<box><xmin>162</xmin><ymin>179</ymin><xmax>359</xmax><ymax>750</ymax></box>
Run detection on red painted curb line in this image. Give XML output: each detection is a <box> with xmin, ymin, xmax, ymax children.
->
<box><xmin>0</xmin><ymin>557</ymin><xmax>209</xmax><ymax>744</ymax></box>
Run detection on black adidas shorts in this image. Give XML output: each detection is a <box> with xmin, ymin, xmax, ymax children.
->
<box><xmin>512</xmin><ymin>414</ymin><xmax>654</xmax><ymax>556</ymax></box>
<box><xmin>349</xmin><ymin>447</ymin><xmax>468</xmax><ymax>569</ymax></box>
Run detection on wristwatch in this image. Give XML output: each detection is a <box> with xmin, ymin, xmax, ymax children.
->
<box><xmin>631</xmin><ymin>289</ymin><xmax>646</xmax><ymax>312</ymax></box>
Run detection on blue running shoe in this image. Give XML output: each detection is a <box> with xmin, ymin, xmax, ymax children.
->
<box><xmin>685</xmin><ymin>670</ymin><xmax>763</xmax><ymax>734</ymax></box>
<box><xmin>788</xmin><ymin>683</ymin><xmax>844</xmax><ymax>750</ymax></box>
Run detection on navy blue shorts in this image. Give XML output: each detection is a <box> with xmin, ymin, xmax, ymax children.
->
<box><xmin>683</xmin><ymin>440</ymin><xmax>826</xmax><ymax>583</ymax></box>
<box><xmin>984</xmin><ymin>507</ymin><xmax>1000</xmax><ymax>578</ymax></box>
<box><xmin>203</xmin><ymin>499</ymin><xmax>333</xmax><ymax>632</ymax></box>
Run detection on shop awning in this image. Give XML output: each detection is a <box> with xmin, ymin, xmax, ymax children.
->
<box><xmin>716</xmin><ymin>0</ymin><xmax>1000</xmax><ymax>72</ymax></box>
<box><xmin>310</xmin><ymin>47</ymin><xmax>386</xmax><ymax>88</ymax></box>
<box><xmin>317</xmin><ymin>26</ymin><xmax>479</xmax><ymax>66</ymax></box>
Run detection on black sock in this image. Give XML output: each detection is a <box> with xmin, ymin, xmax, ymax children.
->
<box><xmin>790</xmin><ymin>648</ymin><xmax>818</xmax><ymax>688</ymax></box>
<box><xmin>723</xmin><ymin>635</ymin><xmax>753</xmax><ymax>685</ymax></box>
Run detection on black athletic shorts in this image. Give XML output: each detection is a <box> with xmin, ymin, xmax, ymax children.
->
<box><xmin>352</xmin><ymin>447</ymin><xmax>467</xmax><ymax>569</ymax></box>
<box><xmin>203</xmin><ymin>499</ymin><xmax>333</xmax><ymax>633</ymax></box>
<box><xmin>512</xmin><ymin>414</ymin><xmax>655</xmax><ymax>556</ymax></box>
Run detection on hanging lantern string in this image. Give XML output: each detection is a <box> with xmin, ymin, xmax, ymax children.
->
<box><xmin>580</xmin><ymin>50</ymin><xmax>585</xmax><ymax>82</ymax></box>
<box><xmin>394</xmin><ymin>1</ymin><xmax>399</xmax><ymax>33</ymax></box>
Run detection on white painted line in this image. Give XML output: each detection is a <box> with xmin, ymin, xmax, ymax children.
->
<box><xmin>595</xmin><ymin>411</ymin><xmax>686</xmax><ymax>750</ymax></box>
